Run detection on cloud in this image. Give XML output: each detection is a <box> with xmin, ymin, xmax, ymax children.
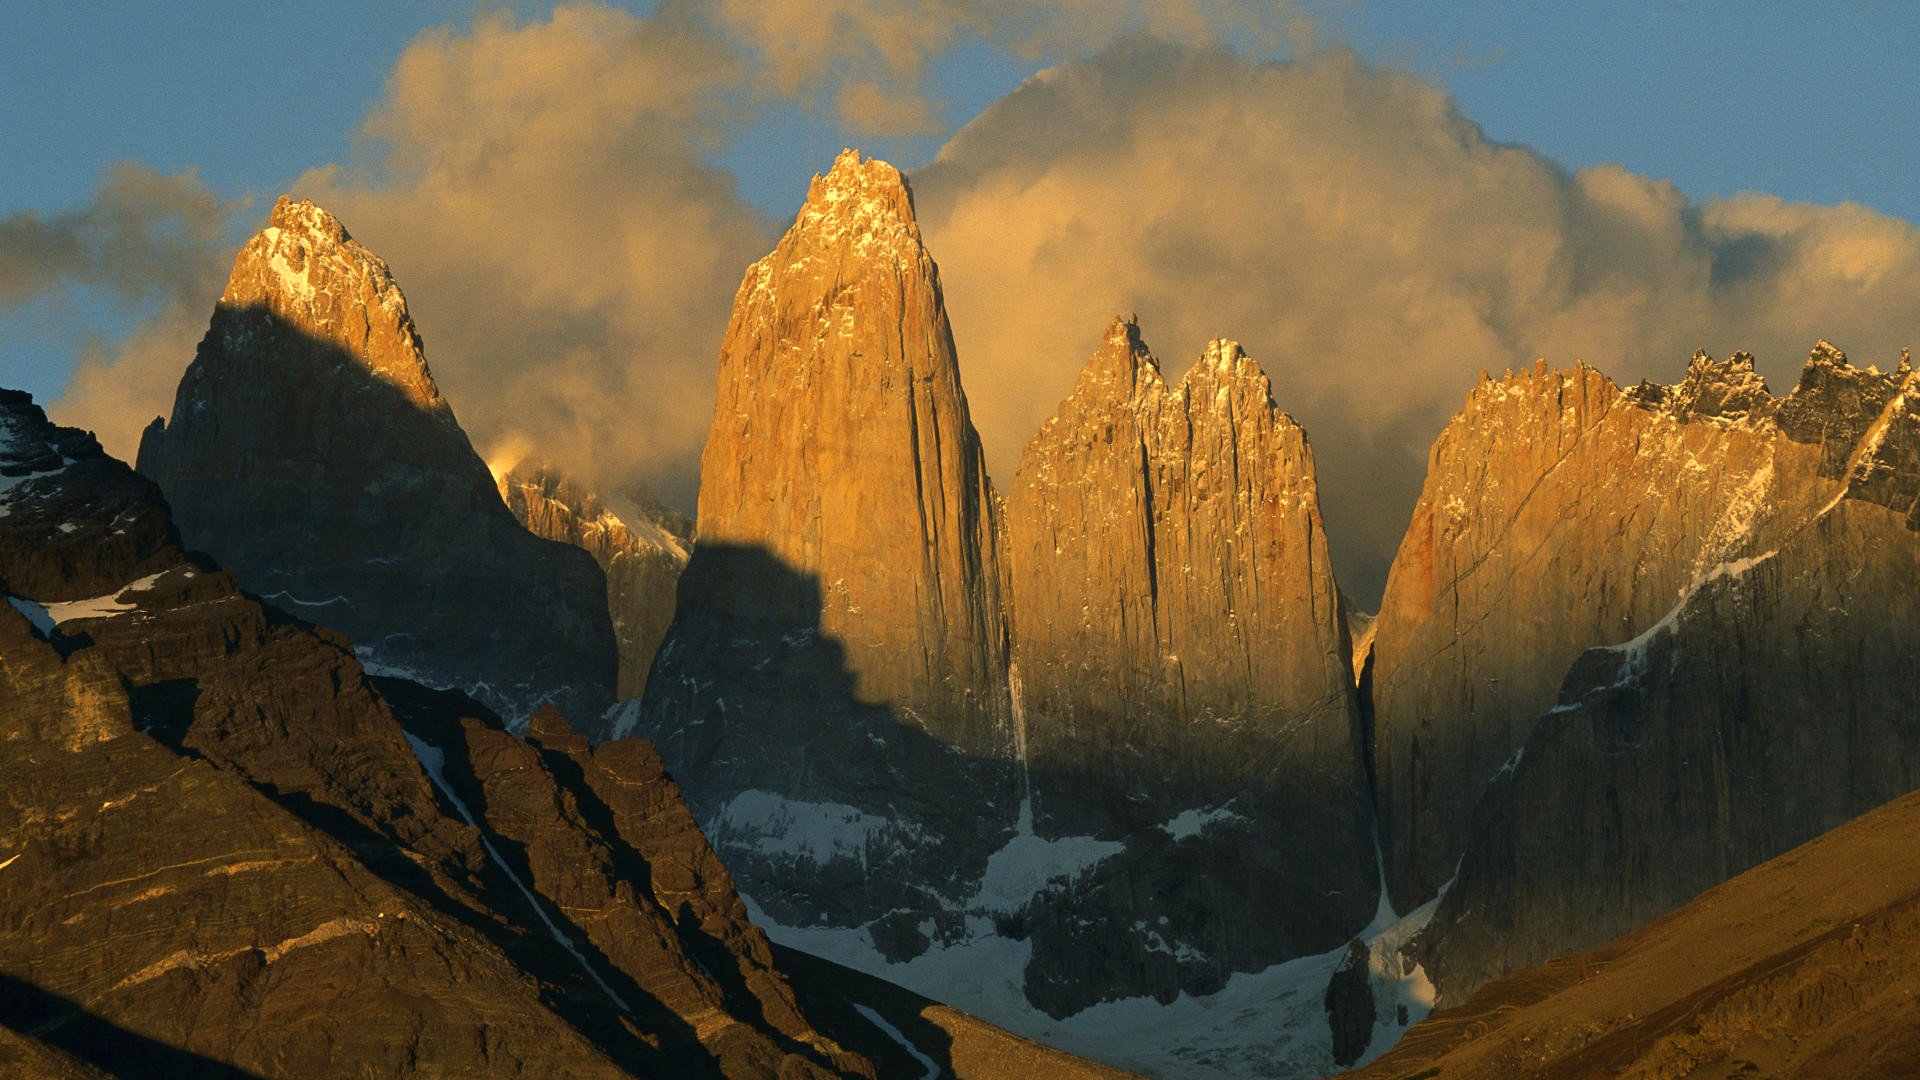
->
<box><xmin>0</xmin><ymin>165</ymin><xmax>230</xmax><ymax>310</ymax></box>
<box><xmin>715</xmin><ymin>0</ymin><xmax>1317</xmax><ymax>130</ymax></box>
<box><xmin>3</xmin><ymin>166</ymin><xmax>236</xmax><ymax>459</ymax></box>
<box><xmin>908</xmin><ymin>38</ymin><xmax>1920</xmax><ymax>599</ymax></box>
<box><xmin>38</xmin><ymin>3</ymin><xmax>1316</xmax><ymax>498</ymax></box>
<box><xmin>287</xmin><ymin>2</ymin><xmax>773</xmax><ymax>507</ymax></box>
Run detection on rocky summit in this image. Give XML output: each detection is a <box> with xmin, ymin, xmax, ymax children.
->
<box><xmin>1003</xmin><ymin>317</ymin><xmax>1375</xmax><ymax>1013</ymax></box>
<box><xmin>136</xmin><ymin>197</ymin><xmax>617</xmax><ymax>725</ymax></box>
<box><xmin>1369</xmin><ymin>353</ymin><xmax>1788</xmax><ymax>908</ymax></box>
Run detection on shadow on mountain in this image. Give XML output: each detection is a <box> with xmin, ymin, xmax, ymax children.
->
<box><xmin>642</xmin><ymin>540</ymin><xmax>1381</xmax><ymax>1021</ymax></box>
<box><xmin>0</xmin><ymin>973</ymin><xmax>261</xmax><ymax>1079</ymax></box>
<box><xmin>135</xmin><ymin>301</ymin><xmax>617</xmax><ymax>725</ymax></box>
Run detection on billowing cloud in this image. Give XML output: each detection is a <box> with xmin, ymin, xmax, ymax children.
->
<box><xmin>0</xmin><ymin>165</ymin><xmax>230</xmax><ymax>310</ymax></box>
<box><xmin>6</xmin><ymin>166</ymin><xmax>235</xmax><ymax>459</ymax></box>
<box><xmin>910</xmin><ymin>38</ymin><xmax>1920</xmax><ymax>598</ymax></box>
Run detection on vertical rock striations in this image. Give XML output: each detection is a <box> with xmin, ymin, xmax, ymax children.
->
<box><xmin>636</xmin><ymin>151</ymin><xmax>1023</xmax><ymax>948</ymax></box>
<box><xmin>1003</xmin><ymin>317</ymin><xmax>1376</xmax><ymax>1012</ymax></box>
<box><xmin>498</xmin><ymin>461</ymin><xmax>691</xmax><ymax>704</ymax></box>
<box><xmin>136</xmin><ymin>197</ymin><xmax>616</xmax><ymax>724</ymax></box>
<box><xmin>1395</xmin><ymin>345</ymin><xmax>1920</xmax><ymax>1003</ymax></box>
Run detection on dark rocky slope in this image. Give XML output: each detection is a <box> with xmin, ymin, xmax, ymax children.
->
<box><xmin>136</xmin><ymin>197</ymin><xmax>616</xmax><ymax>725</ymax></box>
<box><xmin>2</xmin><ymin>387</ymin><xmax>867</xmax><ymax>1076</ymax></box>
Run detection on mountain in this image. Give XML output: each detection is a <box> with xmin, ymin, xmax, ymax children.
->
<box><xmin>136</xmin><ymin>196</ymin><xmax>617</xmax><ymax>724</ymax></box>
<box><xmin>1</xmin><ymin>388</ymin><xmax>862</xmax><ymax>1075</ymax></box>
<box><xmin>1369</xmin><ymin>351</ymin><xmax>1796</xmax><ymax>907</ymax></box>
<box><xmin>631</xmin><ymin>149</ymin><xmax>1028</xmax><ymax>962</ymax></box>
<box><xmin>627</xmin><ymin>151</ymin><xmax>1400</xmax><ymax>1076</ymax></box>
<box><xmin>1408</xmin><ymin>343</ymin><xmax>1920</xmax><ymax>1002</ymax></box>
<box><xmin>496</xmin><ymin>462</ymin><xmax>691</xmax><ymax>703</ymax></box>
<box><xmin>1002</xmin><ymin>316</ymin><xmax>1376</xmax><ymax>1013</ymax></box>
<box><xmin>1349</xmin><ymin>784</ymin><xmax>1920</xmax><ymax>1079</ymax></box>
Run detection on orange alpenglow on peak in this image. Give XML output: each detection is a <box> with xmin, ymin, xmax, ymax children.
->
<box><xmin>221</xmin><ymin>194</ymin><xmax>445</xmax><ymax>414</ymax></box>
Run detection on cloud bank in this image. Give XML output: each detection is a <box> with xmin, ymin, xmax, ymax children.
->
<box><xmin>28</xmin><ymin>7</ymin><xmax>1920</xmax><ymax>599</ymax></box>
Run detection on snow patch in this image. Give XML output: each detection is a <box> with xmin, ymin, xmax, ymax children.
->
<box><xmin>7</xmin><ymin>596</ymin><xmax>55</xmax><ymax>635</ymax></box>
<box><xmin>712</xmin><ymin>790</ymin><xmax>905</xmax><ymax>868</ymax></box>
<box><xmin>1161</xmin><ymin>804</ymin><xmax>1246</xmax><ymax>841</ymax></box>
<box><xmin>974</xmin><ymin>798</ymin><xmax>1122</xmax><ymax>912</ymax></box>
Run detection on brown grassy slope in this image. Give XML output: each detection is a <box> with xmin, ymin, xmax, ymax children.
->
<box><xmin>1347</xmin><ymin>787</ymin><xmax>1920</xmax><ymax>1079</ymax></box>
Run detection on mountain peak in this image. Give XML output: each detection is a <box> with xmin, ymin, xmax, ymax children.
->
<box><xmin>219</xmin><ymin>195</ymin><xmax>442</xmax><ymax>413</ymax></box>
<box><xmin>793</xmin><ymin>148</ymin><xmax>919</xmax><ymax>253</ymax></box>
<box><xmin>1201</xmin><ymin>337</ymin><xmax>1247</xmax><ymax>370</ymax></box>
<box><xmin>1668</xmin><ymin>347</ymin><xmax>1775</xmax><ymax>424</ymax></box>
<box><xmin>1809</xmin><ymin>339</ymin><xmax>1850</xmax><ymax>370</ymax></box>
<box><xmin>1072</xmin><ymin>314</ymin><xmax>1165</xmax><ymax>406</ymax></box>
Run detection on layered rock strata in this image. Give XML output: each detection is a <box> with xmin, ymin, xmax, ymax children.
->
<box><xmin>2</xmin><ymin>388</ymin><xmax>871</xmax><ymax>1077</ymax></box>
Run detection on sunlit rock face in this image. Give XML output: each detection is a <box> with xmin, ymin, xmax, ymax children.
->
<box><xmin>1003</xmin><ymin>316</ymin><xmax>1377</xmax><ymax>1012</ymax></box>
<box><xmin>137</xmin><ymin>197</ymin><xmax>616</xmax><ymax>724</ymax></box>
<box><xmin>634</xmin><ymin>150</ymin><xmax>1026</xmax><ymax>956</ymax></box>
<box><xmin>1378</xmin><ymin>344</ymin><xmax>1920</xmax><ymax>1003</ymax></box>
<box><xmin>1369</xmin><ymin>352</ymin><xmax>1790</xmax><ymax>909</ymax></box>
<box><xmin>0</xmin><ymin>389</ymin><xmax>871</xmax><ymax>1078</ymax></box>
<box><xmin>496</xmin><ymin>461</ymin><xmax>690</xmax><ymax>705</ymax></box>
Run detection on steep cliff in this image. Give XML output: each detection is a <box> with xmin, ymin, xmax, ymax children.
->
<box><xmin>634</xmin><ymin>150</ymin><xmax>1025</xmax><ymax>961</ymax></box>
<box><xmin>497</xmin><ymin>462</ymin><xmax>690</xmax><ymax>703</ymax></box>
<box><xmin>1369</xmin><ymin>351</ymin><xmax>1791</xmax><ymax>907</ymax></box>
<box><xmin>1003</xmin><ymin>317</ymin><xmax>1375</xmax><ymax>1012</ymax></box>
<box><xmin>1413</xmin><ymin>344</ymin><xmax>1920</xmax><ymax>1002</ymax></box>
<box><xmin>136</xmin><ymin>196</ymin><xmax>616</xmax><ymax>724</ymax></box>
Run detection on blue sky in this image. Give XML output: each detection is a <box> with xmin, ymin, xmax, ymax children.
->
<box><xmin>5</xmin><ymin>2</ymin><xmax>1919</xmax><ymax>400</ymax></box>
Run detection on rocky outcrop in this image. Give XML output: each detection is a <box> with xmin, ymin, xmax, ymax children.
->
<box><xmin>1002</xmin><ymin>317</ymin><xmax>1375</xmax><ymax>1012</ymax></box>
<box><xmin>634</xmin><ymin>151</ymin><xmax>1025</xmax><ymax>946</ymax></box>
<box><xmin>1412</xmin><ymin>345</ymin><xmax>1920</xmax><ymax>1003</ymax></box>
<box><xmin>498</xmin><ymin>462</ymin><xmax>691</xmax><ymax>704</ymax></box>
<box><xmin>1354</xmin><ymin>785</ymin><xmax>1920</xmax><ymax>1079</ymax></box>
<box><xmin>1</xmin><ymin>388</ymin><xmax>878</xmax><ymax>1076</ymax></box>
<box><xmin>136</xmin><ymin>196</ymin><xmax>616</xmax><ymax>724</ymax></box>
<box><xmin>1369</xmin><ymin>351</ymin><xmax>1791</xmax><ymax>907</ymax></box>
<box><xmin>1324</xmin><ymin>941</ymin><xmax>1376</xmax><ymax>1068</ymax></box>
